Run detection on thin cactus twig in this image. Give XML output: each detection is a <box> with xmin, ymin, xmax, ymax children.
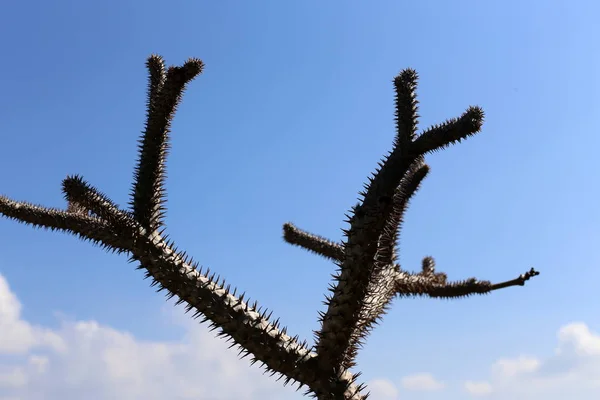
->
<box><xmin>0</xmin><ymin>55</ymin><xmax>539</xmax><ymax>399</ymax></box>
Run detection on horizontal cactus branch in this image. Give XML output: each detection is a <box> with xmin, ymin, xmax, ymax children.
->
<box><xmin>62</xmin><ymin>175</ymin><xmax>133</xmax><ymax>225</ymax></box>
<box><xmin>283</xmin><ymin>223</ymin><xmax>345</xmax><ymax>263</ymax></box>
<box><xmin>0</xmin><ymin>55</ymin><xmax>539</xmax><ymax>400</ymax></box>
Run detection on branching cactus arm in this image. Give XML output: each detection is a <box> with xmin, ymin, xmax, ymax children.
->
<box><xmin>0</xmin><ymin>56</ymin><xmax>539</xmax><ymax>400</ymax></box>
<box><xmin>0</xmin><ymin>56</ymin><xmax>336</xmax><ymax>396</ymax></box>
<box><xmin>286</xmin><ymin>70</ymin><xmax>539</xmax><ymax>377</ymax></box>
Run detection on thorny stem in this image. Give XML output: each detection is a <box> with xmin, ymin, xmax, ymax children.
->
<box><xmin>283</xmin><ymin>223</ymin><xmax>345</xmax><ymax>263</ymax></box>
<box><xmin>490</xmin><ymin>268</ymin><xmax>540</xmax><ymax>290</ymax></box>
<box><xmin>0</xmin><ymin>55</ymin><xmax>539</xmax><ymax>400</ymax></box>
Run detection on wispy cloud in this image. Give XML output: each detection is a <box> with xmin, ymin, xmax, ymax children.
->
<box><xmin>464</xmin><ymin>380</ymin><xmax>493</xmax><ymax>397</ymax></box>
<box><xmin>0</xmin><ymin>274</ymin><xmax>301</xmax><ymax>400</ymax></box>
<box><xmin>463</xmin><ymin>322</ymin><xmax>600</xmax><ymax>398</ymax></box>
<box><xmin>365</xmin><ymin>378</ymin><xmax>398</xmax><ymax>399</ymax></box>
<box><xmin>400</xmin><ymin>372</ymin><xmax>445</xmax><ymax>391</ymax></box>
<box><xmin>3</xmin><ymin>270</ymin><xmax>600</xmax><ymax>400</ymax></box>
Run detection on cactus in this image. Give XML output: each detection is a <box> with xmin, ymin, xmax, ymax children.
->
<box><xmin>0</xmin><ymin>55</ymin><xmax>539</xmax><ymax>399</ymax></box>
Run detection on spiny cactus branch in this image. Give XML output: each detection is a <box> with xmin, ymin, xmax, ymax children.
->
<box><xmin>412</xmin><ymin>106</ymin><xmax>484</xmax><ymax>154</ymax></box>
<box><xmin>490</xmin><ymin>267</ymin><xmax>540</xmax><ymax>290</ymax></box>
<box><xmin>376</xmin><ymin>158</ymin><xmax>429</xmax><ymax>266</ymax></box>
<box><xmin>0</xmin><ymin>55</ymin><xmax>540</xmax><ymax>400</ymax></box>
<box><xmin>283</xmin><ymin>223</ymin><xmax>345</xmax><ymax>262</ymax></box>
<box><xmin>339</xmin><ymin>158</ymin><xmax>430</xmax><ymax>367</ymax></box>
<box><xmin>393</xmin><ymin>69</ymin><xmax>420</xmax><ymax>151</ymax></box>
<box><xmin>395</xmin><ymin>267</ymin><xmax>540</xmax><ymax>298</ymax></box>
<box><xmin>314</xmin><ymin>69</ymin><xmax>487</xmax><ymax>374</ymax></box>
<box><xmin>315</xmin><ymin>70</ymin><xmax>425</xmax><ymax>372</ymax></box>
<box><xmin>62</xmin><ymin>175</ymin><xmax>131</xmax><ymax>224</ymax></box>
<box><xmin>418</xmin><ymin>256</ymin><xmax>448</xmax><ymax>284</ymax></box>
<box><xmin>146</xmin><ymin>55</ymin><xmax>167</xmax><ymax>111</ymax></box>
<box><xmin>130</xmin><ymin>55</ymin><xmax>204</xmax><ymax>231</ymax></box>
<box><xmin>0</xmin><ymin>195</ymin><xmax>131</xmax><ymax>253</ymax></box>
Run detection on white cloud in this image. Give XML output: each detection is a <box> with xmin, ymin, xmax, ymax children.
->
<box><xmin>0</xmin><ymin>276</ymin><xmax>64</xmax><ymax>355</ymax></box>
<box><xmin>4</xmin><ymin>269</ymin><xmax>600</xmax><ymax>400</ymax></box>
<box><xmin>400</xmin><ymin>372</ymin><xmax>445</xmax><ymax>391</ymax></box>
<box><xmin>464</xmin><ymin>380</ymin><xmax>493</xmax><ymax>396</ymax></box>
<box><xmin>0</xmin><ymin>274</ymin><xmax>302</xmax><ymax>399</ymax></box>
<box><xmin>0</xmin><ymin>366</ymin><xmax>27</xmax><ymax>388</ymax></box>
<box><xmin>464</xmin><ymin>322</ymin><xmax>600</xmax><ymax>399</ymax></box>
<box><xmin>366</xmin><ymin>378</ymin><xmax>398</xmax><ymax>399</ymax></box>
<box><xmin>491</xmin><ymin>355</ymin><xmax>540</xmax><ymax>378</ymax></box>
<box><xmin>556</xmin><ymin>323</ymin><xmax>600</xmax><ymax>357</ymax></box>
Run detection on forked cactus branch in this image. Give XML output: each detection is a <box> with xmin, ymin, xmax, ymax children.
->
<box><xmin>0</xmin><ymin>55</ymin><xmax>539</xmax><ymax>399</ymax></box>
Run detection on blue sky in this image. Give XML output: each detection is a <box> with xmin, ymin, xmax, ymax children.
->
<box><xmin>0</xmin><ymin>0</ymin><xmax>599</xmax><ymax>399</ymax></box>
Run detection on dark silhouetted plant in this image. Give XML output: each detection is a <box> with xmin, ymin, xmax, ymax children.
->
<box><xmin>0</xmin><ymin>55</ymin><xmax>539</xmax><ymax>399</ymax></box>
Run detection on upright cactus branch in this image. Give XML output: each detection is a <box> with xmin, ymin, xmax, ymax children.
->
<box><xmin>0</xmin><ymin>55</ymin><xmax>539</xmax><ymax>400</ymax></box>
